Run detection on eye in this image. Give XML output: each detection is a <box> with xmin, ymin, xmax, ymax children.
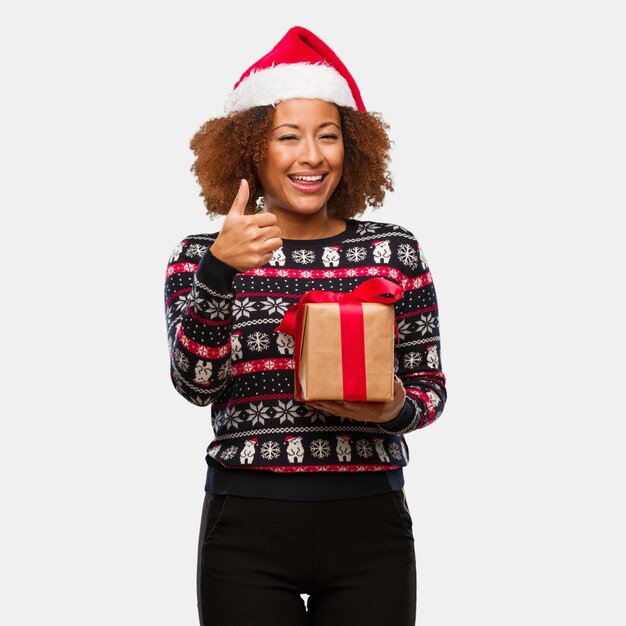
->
<box><xmin>321</xmin><ymin>134</ymin><xmax>338</xmax><ymax>140</ymax></box>
<box><xmin>278</xmin><ymin>135</ymin><xmax>298</xmax><ymax>141</ymax></box>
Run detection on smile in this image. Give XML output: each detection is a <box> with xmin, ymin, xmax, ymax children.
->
<box><xmin>288</xmin><ymin>174</ymin><xmax>328</xmax><ymax>193</ymax></box>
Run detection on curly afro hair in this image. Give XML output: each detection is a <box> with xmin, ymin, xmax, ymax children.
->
<box><xmin>189</xmin><ymin>104</ymin><xmax>395</xmax><ymax>219</ymax></box>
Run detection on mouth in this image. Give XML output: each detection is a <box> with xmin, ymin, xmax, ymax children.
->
<box><xmin>287</xmin><ymin>173</ymin><xmax>328</xmax><ymax>193</ymax></box>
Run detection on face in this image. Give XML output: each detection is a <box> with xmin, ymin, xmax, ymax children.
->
<box><xmin>257</xmin><ymin>98</ymin><xmax>344</xmax><ymax>215</ymax></box>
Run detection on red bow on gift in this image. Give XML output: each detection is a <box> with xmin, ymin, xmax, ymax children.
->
<box><xmin>274</xmin><ymin>277</ymin><xmax>404</xmax><ymax>402</ymax></box>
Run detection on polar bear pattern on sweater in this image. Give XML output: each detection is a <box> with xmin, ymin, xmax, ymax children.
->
<box><xmin>269</xmin><ymin>247</ymin><xmax>286</xmax><ymax>266</ymax></box>
<box><xmin>240</xmin><ymin>439</ymin><xmax>258</xmax><ymax>465</ymax></box>
<box><xmin>322</xmin><ymin>245</ymin><xmax>342</xmax><ymax>267</ymax></box>
<box><xmin>275</xmin><ymin>331</ymin><xmax>294</xmax><ymax>355</ymax></box>
<box><xmin>335</xmin><ymin>435</ymin><xmax>353</xmax><ymax>462</ymax></box>
<box><xmin>285</xmin><ymin>436</ymin><xmax>305</xmax><ymax>463</ymax></box>
<box><xmin>371</xmin><ymin>239</ymin><xmax>392</xmax><ymax>264</ymax></box>
<box><xmin>194</xmin><ymin>360</ymin><xmax>212</xmax><ymax>384</ymax></box>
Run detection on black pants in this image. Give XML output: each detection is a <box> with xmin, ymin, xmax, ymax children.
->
<box><xmin>197</xmin><ymin>489</ymin><xmax>417</xmax><ymax>625</ymax></box>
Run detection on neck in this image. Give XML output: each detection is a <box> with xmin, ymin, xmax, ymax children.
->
<box><xmin>264</xmin><ymin>205</ymin><xmax>344</xmax><ymax>240</ymax></box>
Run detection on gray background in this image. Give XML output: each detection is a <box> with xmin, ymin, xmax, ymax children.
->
<box><xmin>2</xmin><ymin>1</ymin><xmax>624</xmax><ymax>624</ymax></box>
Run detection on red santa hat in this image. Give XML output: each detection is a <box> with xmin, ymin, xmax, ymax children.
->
<box><xmin>224</xmin><ymin>26</ymin><xmax>366</xmax><ymax>115</ymax></box>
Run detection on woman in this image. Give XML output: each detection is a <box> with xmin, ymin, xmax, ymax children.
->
<box><xmin>164</xmin><ymin>26</ymin><xmax>447</xmax><ymax>626</ymax></box>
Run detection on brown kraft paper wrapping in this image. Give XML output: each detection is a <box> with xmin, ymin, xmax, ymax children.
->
<box><xmin>295</xmin><ymin>302</ymin><xmax>395</xmax><ymax>402</ymax></box>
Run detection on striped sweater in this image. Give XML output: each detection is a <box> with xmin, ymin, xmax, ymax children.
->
<box><xmin>164</xmin><ymin>218</ymin><xmax>447</xmax><ymax>500</ymax></box>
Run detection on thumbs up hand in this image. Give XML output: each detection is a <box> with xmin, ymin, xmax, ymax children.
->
<box><xmin>209</xmin><ymin>179</ymin><xmax>283</xmax><ymax>272</ymax></box>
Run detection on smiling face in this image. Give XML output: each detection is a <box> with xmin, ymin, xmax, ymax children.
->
<box><xmin>257</xmin><ymin>98</ymin><xmax>344</xmax><ymax>216</ymax></box>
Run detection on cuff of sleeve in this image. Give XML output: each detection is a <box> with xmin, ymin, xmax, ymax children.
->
<box><xmin>376</xmin><ymin>396</ymin><xmax>414</xmax><ymax>434</ymax></box>
<box><xmin>195</xmin><ymin>247</ymin><xmax>239</xmax><ymax>293</ymax></box>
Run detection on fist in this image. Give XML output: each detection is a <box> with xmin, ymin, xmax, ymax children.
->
<box><xmin>210</xmin><ymin>179</ymin><xmax>283</xmax><ymax>272</ymax></box>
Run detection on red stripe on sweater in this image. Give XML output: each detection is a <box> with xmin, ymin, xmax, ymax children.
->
<box><xmin>166</xmin><ymin>262</ymin><xmax>432</xmax><ymax>293</ymax></box>
<box><xmin>177</xmin><ymin>326</ymin><xmax>230</xmax><ymax>359</ymax></box>
<box><xmin>164</xmin><ymin>287</ymin><xmax>191</xmax><ymax>308</ymax></box>
<box><xmin>213</xmin><ymin>392</ymin><xmax>295</xmax><ymax>409</ymax></box>
<box><xmin>416</xmin><ymin>373</ymin><xmax>446</xmax><ymax>385</ymax></box>
<box><xmin>185</xmin><ymin>304</ymin><xmax>232</xmax><ymax>325</ymax></box>
<box><xmin>404</xmin><ymin>370</ymin><xmax>446</xmax><ymax>382</ymax></box>
<box><xmin>230</xmin><ymin>357</ymin><xmax>295</xmax><ymax>376</ymax></box>
<box><xmin>220</xmin><ymin>464</ymin><xmax>403</xmax><ymax>472</ymax></box>
<box><xmin>165</xmin><ymin>262</ymin><xmax>198</xmax><ymax>278</ymax></box>
<box><xmin>242</xmin><ymin>265</ymin><xmax>432</xmax><ymax>291</ymax></box>
<box><xmin>396</xmin><ymin>304</ymin><xmax>439</xmax><ymax>320</ymax></box>
<box><xmin>237</xmin><ymin>291</ymin><xmax>303</xmax><ymax>299</ymax></box>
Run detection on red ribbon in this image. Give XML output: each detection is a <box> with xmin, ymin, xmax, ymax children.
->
<box><xmin>275</xmin><ymin>277</ymin><xmax>404</xmax><ymax>402</ymax></box>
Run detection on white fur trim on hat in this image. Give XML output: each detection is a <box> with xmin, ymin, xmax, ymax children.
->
<box><xmin>224</xmin><ymin>62</ymin><xmax>357</xmax><ymax>115</ymax></box>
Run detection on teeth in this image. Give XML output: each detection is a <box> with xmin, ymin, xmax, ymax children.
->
<box><xmin>290</xmin><ymin>175</ymin><xmax>323</xmax><ymax>182</ymax></box>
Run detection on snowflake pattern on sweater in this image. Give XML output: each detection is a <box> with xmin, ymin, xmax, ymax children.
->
<box><xmin>164</xmin><ymin>218</ymin><xmax>447</xmax><ymax>474</ymax></box>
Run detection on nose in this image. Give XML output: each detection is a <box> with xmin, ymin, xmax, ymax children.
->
<box><xmin>298</xmin><ymin>137</ymin><xmax>323</xmax><ymax>167</ymax></box>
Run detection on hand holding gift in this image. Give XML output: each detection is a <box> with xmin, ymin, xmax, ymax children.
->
<box><xmin>306</xmin><ymin>373</ymin><xmax>407</xmax><ymax>424</ymax></box>
<box><xmin>275</xmin><ymin>277</ymin><xmax>406</xmax><ymax>423</ymax></box>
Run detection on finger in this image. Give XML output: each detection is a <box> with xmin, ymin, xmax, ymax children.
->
<box><xmin>262</xmin><ymin>237</ymin><xmax>283</xmax><ymax>254</ymax></box>
<box><xmin>228</xmin><ymin>179</ymin><xmax>249</xmax><ymax>215</ymax></box>
<box><xmin>253</xmin><ymin>211</ymin><xmax>280</xmax><ymax>227</ymax></box>
<box><xmin>259</xmin><ymin>226</ymin><xmax>283</xmax><ymax>242</ymax></box>
<box><xmin>318</xmin><ymin>401</ymin><xmax>346</xmax><ymax>409</ymax></box>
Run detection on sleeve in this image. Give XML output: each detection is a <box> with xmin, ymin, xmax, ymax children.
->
<box><xmin>375</xmin><ymin>231</ymin><xmax>448</xmax><ymax>434</ymax></box>
<box><xmin>164</xmin><ymin>235</ymin><xmax>240</xmax><ymax>407</ymax></box>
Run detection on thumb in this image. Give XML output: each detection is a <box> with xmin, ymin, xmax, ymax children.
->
<box><xmin>228</xmin><ymin>179</ymin><xmax>250</xmax><ymax>216</ymax></box>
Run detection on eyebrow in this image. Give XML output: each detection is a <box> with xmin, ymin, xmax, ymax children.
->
<box><xmin>273</xmin><ymin>122</ymin><xmax>340</xmax><ymax>131</ymax></box>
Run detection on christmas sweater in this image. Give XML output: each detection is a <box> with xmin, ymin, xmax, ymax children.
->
<box><xmin>164</xmin><ymin>218</ymin><xmax>447</xmax><ymax>500</ymax></box>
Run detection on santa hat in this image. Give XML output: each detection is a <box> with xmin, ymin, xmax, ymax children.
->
<box><xmin>224</xmin><ymin>26</ymin><xmax>366</xmax><ymax>115</ymax></box>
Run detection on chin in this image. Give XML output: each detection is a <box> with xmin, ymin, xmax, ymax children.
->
<box><xmin>281</xmin><ymin>198</ymin><xmax>328</xmax><ymax>212</ymax></box>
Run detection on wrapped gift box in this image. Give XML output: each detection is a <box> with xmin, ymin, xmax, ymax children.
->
<box><xmin>297</xmin><ymin>301</ymin><xmax>396</xmax><ymax>401</ymax></box>
<box><xmin>275</xmin><ymin>277</ymin><xmax>404</xmax><ymax>403</ymax></box>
